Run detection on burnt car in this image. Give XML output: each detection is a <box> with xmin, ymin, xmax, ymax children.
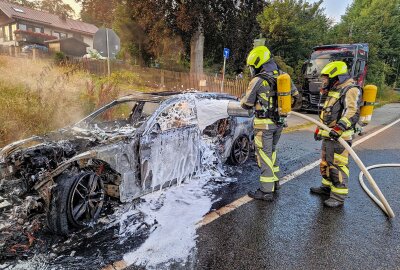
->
<box><xmin>0</xmin><ymin>92</ymin><xmax>252</xmax><ymax>234</ymax></box>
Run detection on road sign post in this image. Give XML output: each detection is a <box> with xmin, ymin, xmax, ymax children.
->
<box><xmin>93</xmin><ymin>28</ymin><xmax>120</xmax><ymax>77</ymax></box>
<box><xmin>106</xmin><ymin>29</ymin><xmax>110</xmax><ymax>77</ymax></box>
<box><xmin>221</xmin><ymin>48</ymin><xmax>230</xmax><ymax>92</ymax></box>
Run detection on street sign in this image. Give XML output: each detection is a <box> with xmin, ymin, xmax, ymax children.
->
<box><xmin>93</xmin><ymin>28</ymin><xmax>120</xmax><ymax>59</ymax></box>
<box><xmin>221</xmin><ymin>48</ymin><xmax>230</xmax><ymax>92</ymax></box>
<box><xmin>223</xmin><ymin>48</ymin><xmax>230</xmax><ymax>59</ymax></box>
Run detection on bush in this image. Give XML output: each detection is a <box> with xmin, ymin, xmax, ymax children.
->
<box><xmin>54</xmin><ymin>51</ymin><xmax>66</xmax><ymax>65</ymax></box>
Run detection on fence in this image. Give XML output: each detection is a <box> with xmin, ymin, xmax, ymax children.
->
<box><xmin>72</xmin><ymin>59</ymin><xmax>249</xmax><ymax>98</ymax></box>
<box><xmin>0</xmin><ymin>44</ymin><xmax>249</xmax><ymax>98</ymax></box>
<box><xmin>0</xmin><ymin>44</ymin><xmax>49</xmax><ymax>59</ymax></box>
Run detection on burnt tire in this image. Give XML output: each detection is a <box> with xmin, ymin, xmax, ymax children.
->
<box><xmin>47</xmin><ymin>171</ymin><xmax>105</xmax><ymax>235</ymax></box>
<box><xmin>228</xmin><ymin>135</ymin><xmax>250</xmax><ymax>165</ymax></box>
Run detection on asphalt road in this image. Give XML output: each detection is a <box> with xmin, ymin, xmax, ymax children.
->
<box><xmin>2</xmin><ymin>104</ymin><xmax>400</xmax><ymax>270</ymax></box>
<box><xmin>194</xmin><ymin>107</ymin><xmax>400</xmax><ymax>270</ymax></box>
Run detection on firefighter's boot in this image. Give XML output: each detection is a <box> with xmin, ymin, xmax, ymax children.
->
<box><xmin>310</xmin><ymin>186</ymin><xmax>330</xmax><ymax>196</ymax></box>
<box><xmin>274</xmin><ymin>181</ymin><xmax>281</xmax><ymax>191</ymax></box>
<box><xmin>324</xmin><ymin>198</ymin><xmax>344</xmax><ymax>207</ymax></box>
<box><xmin>248</xmin><ymin>189</ymin><xmax>274</xmax><ymax>201</ymax></box>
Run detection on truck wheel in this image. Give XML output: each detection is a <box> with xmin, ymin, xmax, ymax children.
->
<box><xmin>229</xmin><ymin>135</ymin><xmax>250</xmax><ymax>165</ymax></box>
<box><xmin>47</xmin><ymin>171</ymin><xmax>105</xmax><ymax>235</ymax></box>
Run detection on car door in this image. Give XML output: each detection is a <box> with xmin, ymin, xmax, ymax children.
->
<box><xmin>139</xmin><ymin>99</ymin><xmax>200</xmax><ymax>191</ymax></box>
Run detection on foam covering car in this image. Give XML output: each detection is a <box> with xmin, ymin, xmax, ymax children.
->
<box><xmin>0</xmin><ymin>92</ymin><xmax>253</xmax><ymax>234</ymax></box>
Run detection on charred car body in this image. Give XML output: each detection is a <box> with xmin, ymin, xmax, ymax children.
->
<box><xmin>0</xmin><ymin>92</ymin><xmax>252</xmax><ymax>234</ymax></box>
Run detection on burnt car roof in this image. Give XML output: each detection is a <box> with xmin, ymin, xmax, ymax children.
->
<box><xmin>116</xmin><ymin>91</ymin><xmax>237</xmax><ymax>103</ymax></box>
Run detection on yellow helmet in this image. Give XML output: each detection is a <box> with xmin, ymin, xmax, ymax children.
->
<box><xmin>321</xmin><ymin>61</ymin><xmax>348</xmax><ymax>78</ymax></box>
<box><xmin>246</xmin><ymin>46</ymin><xmax>271</xmax><ymax>68</ymax></box>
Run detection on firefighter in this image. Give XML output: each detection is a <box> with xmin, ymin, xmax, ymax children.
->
<box><xmin>311</xmin><ymin>61</ymin><xmax>362</xmax><ymax>207</ymax></box>
<box><xmin>241</xmin><ymin>46</ymin><xmax>299</xmax><ymax>201</ymax></box>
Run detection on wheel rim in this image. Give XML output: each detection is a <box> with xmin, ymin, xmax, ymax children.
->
<box><xmin>69</xmin><ymin>172</ymin><xmax>105</xmax><ymax>227</ymax></box>
<box><xmin>232</xmin><ymin>136</ymin><xmax>250</xmax><ymax>164</ymax></box>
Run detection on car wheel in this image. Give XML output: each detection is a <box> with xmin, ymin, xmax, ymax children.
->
<box><xmin>229</xmin><ymin>135</ymin><xmax>250</xmax><ymax>165</ymax></box>
<box><xmin>47</xmin><ymin>171</ymin><xmax>105</xmax><ymax>235</ymax></box>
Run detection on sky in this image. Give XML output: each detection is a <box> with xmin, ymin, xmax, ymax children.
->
<box><xmin>308</xmin><ymin>0</ymin><xmax>353</xmax><ymax>23</ymax></box>
<box><xmin>63</xmin><ymin>0</ymin><xmax>353</xmax><ymax>23</ymax></box>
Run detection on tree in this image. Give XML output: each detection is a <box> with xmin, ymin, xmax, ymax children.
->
<box><xmin>329</xmin><ymin>0</ymin><xmax>400</xmax><ymax>87</ymax></box>
<box><xmin>257</xmin><ymin>0</ymin><xmax>331</xmax><ymax>68</ymax></box>
<box><xmin>6</xmin><ymin>0</ymin><xmax>75</xmax><ymax>18</ymax></box>
<box><xmin>202</xmin><ymin>0</ymin><xmax>267</xmax><ymax>74</ymax></box>
<box><xmin>76</xmin><ymin>0</ymin><xmax>121</xmax><ymax>27</ymax></box>
<box><xmin>6</xmin><ymin>0</ymin><xmax>38</xmax><ymax>8</ymax></box>
<box><xmin>39</xmin><ymin>0</ymin><xmax>75</xmax><ymax>18</ymax></box>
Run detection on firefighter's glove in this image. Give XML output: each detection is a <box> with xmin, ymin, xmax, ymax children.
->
<box><xmin>329</xmin><ymin>125</ymin><xmax>343</xmax><ymax>141</ymax></box>
<box><xmin>314</xmin><ymin>128</ymin><xmax>322</xmax><ymax>141</ymax></box>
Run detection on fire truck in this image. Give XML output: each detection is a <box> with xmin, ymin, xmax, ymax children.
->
<box><xmin>298</xmin><ymin>43</ymin><xmax>369</xmax><ymax>111</ymax></box>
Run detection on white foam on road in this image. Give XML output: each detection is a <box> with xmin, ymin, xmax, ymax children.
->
<box><xmin>121</xmin><ymin>139</ymin><xmax>231</xmax><ymax>269</ymax></box>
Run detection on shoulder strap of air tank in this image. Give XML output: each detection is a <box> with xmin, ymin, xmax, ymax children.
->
<box><xmin>340</xmin><ymin>84</ymin><xmax>361</xmax><ymax>98</ymax></box>
<box><xmin>255</xmin><ymin>72</ymin><xmax>277</xmax><ymax>88</ymax></box>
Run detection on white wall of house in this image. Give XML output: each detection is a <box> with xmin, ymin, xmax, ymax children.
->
<box><xmin>83</xmin><ymin>35</ymin><xmax>93</xmax><ymax>48</ymax></box>
<box><xmin>1</xmin><ymin>21</ymin><xmax>95</xmax><ymax>49</ymax></box>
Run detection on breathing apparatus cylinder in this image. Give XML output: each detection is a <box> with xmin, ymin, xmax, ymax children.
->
<box><xmin>360</xmin><ymin>84</ymin><xmax>378</xmax><ymax>125</ymax></box>
<box><xmin>277</xmin><ymin>73</ymin><xmax>292</xmax><ymax>116</ymax></box>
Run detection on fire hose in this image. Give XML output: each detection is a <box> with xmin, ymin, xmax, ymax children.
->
<box><xmin>289</xmin><ymin>111</ymin><xmax>395</xmax><ymax>218</ymax></box>
<box><xmin>359</xmin><ymin>164</ymin><xmax>400</xmax><ymax>217</ymax></box>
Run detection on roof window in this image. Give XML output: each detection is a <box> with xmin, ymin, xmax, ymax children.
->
<box><xmin>12</xmin><ymin>7</ymin><xmax>25</xmax><ymax>13</ymax></box>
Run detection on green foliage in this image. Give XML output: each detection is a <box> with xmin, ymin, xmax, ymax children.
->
<box><xmin>329</xmin><ymin>0</ymin><xmax>400</xmax><ymax>89</ymax></box>
<box><xmin>7</xmin><ymin>0</ymin><xmax>75</xmax><ymax>18</ymax></box>
<box><xmin>39</xmin><ymin>0</ymin><xmax>75</xmax><ymax>18</ymax></box>
<box><xmin>274</xmin><ymin>56</ymin><xmax>294</xmax><ymax>76</ymax></box>
<box><xmin>76</xmin><ymin>0</ymin><xmax>120</xmax><ymax>27</ymax></box>
<box><xmin>54</xmin><ymin>51</ymin><xmax>66</xmax><ymax>65</ymax></box>
<box><xmin>0</xmin><ymin>81</ymin><xmax>59</xmax><ymax>146</ymax></box>
<box><xmin>257</xmin><ymin>0</ymin><xmax>330</xmax><ymax>68</ymax></box>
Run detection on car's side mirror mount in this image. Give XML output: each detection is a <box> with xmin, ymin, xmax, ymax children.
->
<box><xmin>150</xmin><ymin>123</ymin><xmax>161</xmax><ymax>135</ymax></box>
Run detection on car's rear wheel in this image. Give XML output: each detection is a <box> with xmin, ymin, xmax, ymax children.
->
<box><xmin>47</xmin><ymin>171</ymin><xmax>105</xmax><ymax>235</ymax></box>
<box><xmin>229</xmin><ymin>135</ymin><xmax>250</xmax><ymax>165</ymax></box>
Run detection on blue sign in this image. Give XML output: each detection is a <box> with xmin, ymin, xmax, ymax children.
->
<box><xmin>223</xmin><ymin>48</ymin><xmax>230</xmax><ymax>59</ymax></box>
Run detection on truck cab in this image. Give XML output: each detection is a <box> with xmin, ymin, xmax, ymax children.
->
<box><xmin>299</xmin><ymin>43</ymin><xmax>368</xmax><ymax>111</ymax></box>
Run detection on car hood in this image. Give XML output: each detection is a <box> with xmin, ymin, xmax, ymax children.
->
<box><xmin>0</xmin><ymin>125</ymin><xmax>137</xmax><ymax>163</ymax></box>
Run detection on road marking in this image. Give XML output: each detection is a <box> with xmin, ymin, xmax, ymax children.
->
<box><xmin>198</xmin><ymin>117</ymin><xmax>400</xmax><ymax>228</ymax></box>
<box><xmin>103</xmin><ymin>117</ymin><xmax>400</xmax><ymax>269</ymax></box>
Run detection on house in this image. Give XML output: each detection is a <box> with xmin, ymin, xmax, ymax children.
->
<box><xmin>0</xmin><ymin>0</ymin><xmax>98</xmax><ymax>48</ymax></box>
<box><xmin>46</xmin><ymin>37</ymin><xmax>89</xmax><ymax>57</ymax></box>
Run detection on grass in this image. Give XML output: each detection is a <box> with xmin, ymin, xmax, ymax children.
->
<box><xmin>0</xmin><ymin>56</ymin><xmax>153</xmax><ymax>148</ymax></box>
<box><xmin>376</xmin><ymin>84</ymin><xmax>400</xmax><ymax>108</ymax></box>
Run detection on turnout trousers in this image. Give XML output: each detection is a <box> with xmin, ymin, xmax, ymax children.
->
<box><xmin>320</xmin><ymin>139</ymin><xmax>350</xmax><ymax>201</ymax></box>
<box><xmin>254</xmin><ymin>118</ymin><xmax>283</xmax><ymax>193</ymax></box>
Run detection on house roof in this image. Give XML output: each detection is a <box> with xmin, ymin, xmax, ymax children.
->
<box><xmin>0</xmin><ymin>0</ymin><xmax>98</xmax><ymax>36</ymax></box>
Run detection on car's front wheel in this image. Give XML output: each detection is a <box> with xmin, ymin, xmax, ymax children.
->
<box><xmin>229</xmin><ymin>135</ymin><xmax>250</xmax><ymax>165</ymax></box>
<box><xmin>47</xmin><ymin>171</ymin><xmax>105</xmax><ymax>235</ymax></box>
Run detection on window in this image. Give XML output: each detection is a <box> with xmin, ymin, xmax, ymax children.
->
<box><xmin>0</xmin><ymin>27</ymin><xmax>3</xmax><ymax>39</ymax></box>
<box><xmin>4</xmin><ymin>26</ymin><xmax>9</xmax><ymax>41</ymax></box>
<box><xmin>18</xmin><ymin>23</ymin><xmax>27</xmax><ymax>31</ymax></box>
<box><xmin>54</xmin><ymin>31</ymin><xmax>67</xmax><ymax>39</ymax></box>
<box><xmin>87</xmin><ymin>101</ymin><xmax>137</xmax><ymax>131</ymax></box>
<box><xmin>156</xmin><ymin>101</ymin><xmax>196</xmax><ymax>131</ymax></box>
<box><xmin>12</xmin><ymin>7</ymin><xmax>24</xmax><ymax>13</ymax></box>
<box><xmin>73</xmin><ymin>33</ymin><xmax>84</xmax><ymax>41</ymax></box>
<box><xmin>10</xmin><ymin>24</ymin><xmax>16</xmax><ymax>40</ymax></box>
<box><xmin>34</xmin><ymin>27</ymin><xmax>43</xmax><ymax>33</ymax></box>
